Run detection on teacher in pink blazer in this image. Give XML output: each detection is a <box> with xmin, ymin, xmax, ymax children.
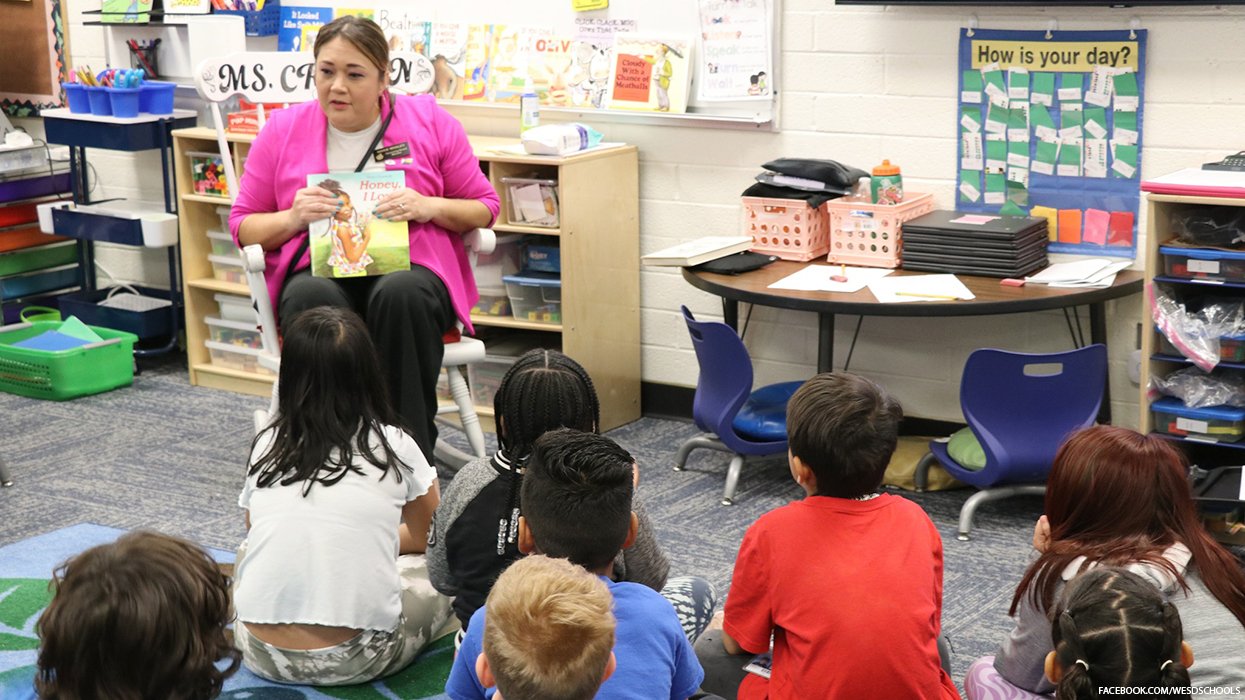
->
<box><xmin>230</xmin><ymin>16</ymin><xmax>500</xmax><ymax>460</ymax></box>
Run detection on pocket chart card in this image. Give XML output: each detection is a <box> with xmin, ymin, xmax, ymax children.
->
<box><xmin>956</xmin><ymin>29</ymin><xmax>1146</xmax><ymax>258</ymax></box>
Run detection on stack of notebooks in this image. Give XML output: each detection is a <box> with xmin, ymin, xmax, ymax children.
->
<box><xmin>899</xmin><ymin>210</ymin><xmax>1049</xmax><ymax>278</ymax></box>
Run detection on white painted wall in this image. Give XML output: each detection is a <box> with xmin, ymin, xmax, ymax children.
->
<box><xmin>36</xmin><ymin>0</ymin><xmax>1245</xmax><ymax>428</ymax></box>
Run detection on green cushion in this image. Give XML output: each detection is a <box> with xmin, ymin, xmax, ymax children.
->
<box><xmin>947</xmin><ymin>427</ymin><xmax>987</xmax><ymax>471</ymax></box>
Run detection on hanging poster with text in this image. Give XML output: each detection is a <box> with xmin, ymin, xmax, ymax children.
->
<box><xmin>956</xmin><ymin>28</ymin><xmax>1146</xmax><ymax>257</ymax></box>
<box><xmin>696</xmin><ymin>0</ymin><xmax>771</xmax><ymax>101</ymax></box>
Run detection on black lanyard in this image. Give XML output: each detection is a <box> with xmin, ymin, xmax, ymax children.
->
<box><xmin>355</xmin><ymin>92</ymin><xmax>396</xmax><ymax>173</ymax></box>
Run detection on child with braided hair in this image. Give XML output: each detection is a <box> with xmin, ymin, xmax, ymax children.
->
<box><xmin>1045</xmin><ymin>566</ymin><xmax>1193</xmax><ymax>698</ymax></box>
<box><xmin>427</xmin><ymin>349</ymin><xmax>715</xmax><ymax>643</ymax></box>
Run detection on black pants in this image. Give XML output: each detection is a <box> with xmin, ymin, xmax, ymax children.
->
<box><xmin>279</xmin><ymin>266</ymin><xmax>454</xmax><ymax>460</ymax></box>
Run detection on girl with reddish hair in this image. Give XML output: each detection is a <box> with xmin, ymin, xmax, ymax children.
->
<box><xmin>965</xmin><ymin>425</ymin><xmax>1245</xmax><ymax>700</ymax></box>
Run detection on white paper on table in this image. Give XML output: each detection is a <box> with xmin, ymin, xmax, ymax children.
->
<box><xmin>514</xmin><ymin>183</ymin><xmax>550</xmax><ymax>223</ymax></box>
<box><xmin>867</xmin><ymin>274</ymin><xmax>975</xmax><ymax>303</ymax></box>
<box><xmin>768</xmin><ymin>264</ymin><xmax>893</xmax><ymax>293</ymax></box>
<box><xmin>1025</xmin><ymin>258</ymin><xmax>1114</xmax><ymax>284</ymax></box>
<box><xmin>1043</xmin><ymin>261</ymin><xmax>1132</xmax><ymax>288</ymax></box>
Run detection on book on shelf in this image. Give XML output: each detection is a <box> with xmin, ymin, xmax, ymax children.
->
<box><xmin>307</xmin><ymin>172</ymin><xmax>410</xmax><ymax>279</ymax></box>
<box><xmin>641</xmin><ymin>236</ymin><xmax>753</xmax><ymax>267</ymax></box>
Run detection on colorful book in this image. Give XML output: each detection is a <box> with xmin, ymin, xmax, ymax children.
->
<box><xmin>307</xmin><ymin>172</ymin><xmax>410</xmax><ymax>279</ymax></box>
<box><xmin>426</xmin><ymin>22</ymin><xmax>492</xmax><ymax>101</ymax></box>
<box><xmin>101</xmin><ymin>0</ymin><xmax>155</xmax><ymax>23</ymax></box>
<box><xmin>528</xmin><ymin>35</ymin><xmax>578</xmax><ymax>107</ymax></box>
<box><xmin>278</xmin><ymin>6</ymin><xmax>332</xmax><ymax>52</ymax></box>
<box><xmin>567</xmin><ymin>41</ymin><xmax>613</xmax><ymax>109</ymax></box>
<box><xmin>488</xmin><ymin>26</ymin><xmax>552</xmax><ymax>103</ymax></box>
<box><xmin>607</xmin><ymin>35</ymin><xmax>693</xmax><ymax>113</ymax></box>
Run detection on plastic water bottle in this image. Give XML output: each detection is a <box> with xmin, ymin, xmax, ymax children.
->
<box><xmin>871</xmin><ymin>159</ymin><xmax>904</xmax><ymax>205</ymax></box>
<box><xmin>520</xmin><ymin>93</ymin><xmax>540</xmax><ymax>133</ymax></box>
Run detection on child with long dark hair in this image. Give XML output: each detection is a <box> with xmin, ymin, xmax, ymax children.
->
<box><xmin>36</xmin><ymin>531</ymin><xmax>239</xmax><ymax>700</ymax></box>
<box><xmin>966</xmin><ymin>425</ymin><xmax>1245</xmax><ymax>699</ymax></box>
<box><xmin>1044</xmin><ymin>567</ymin><xmax>1193</xmax><ymax>699</ymax></box>
<box><xmin>428</xmin><ymin>349</ymin><xmax>715</xmax><ymax>642</ymax></box>
<box><xmin>232</xmin><ymin>306</ymin><xmax>452</xmax><ymax>686</ymax></box>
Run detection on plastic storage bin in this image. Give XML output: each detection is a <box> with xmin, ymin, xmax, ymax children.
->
<box><xmin>1160</xmin><ymin>246</ymin><xmax>1245</xmax><ymax>284</ymax></box>
<box><xmin>0</xmin><ymin>241</ymin><xmax>77</xmax><ymax>278</ymax></box>
<box><xmin>741</xmin><ymin>195</ymin><xmax>830</xmax><ymax>262</ymax></box>
<box><xmin>466</xmin><ymin>334</ymin><xmax>548</xmax><ymax>406</ymax></box>
<box><xmin>473</xmin><ymin>284</ymin><xmax>512</xmax><ymax>317</ymax></box>
<box><xmin>215</xmin><ymin>0</ymin><xmax>280</xmax><ymax>36</ymax></box>
<box><xmin>215</xmin><ymin>292</ymin><xmax>257</xmax><ymax>324</ymax></box>
<box><xmin>57</xmin><ymin>286</ymin><xmax>174</xmax><ymax>339</ymax></box>
<box><xmin>205</xmin><ymin>316</ymin><xmax>262</xmax><ymax>350</ymax></box>
<box><xmin>1152</xmin><ymin>396</ymin><xmax>1245</xmax><ymax>443</ymax></box>
<box><xmin>523</xmin><ymin>241</ymin><xmax>561</xmax><ymax>273</ymax></box>
<box><xmin>0</xmin><ymin>320</ymin><xmax>137</xmax><ymax>400</ymax></box>
<box><xmin>503</xmin><ymin>272</ymin><xmax>562</xmax><ymax>324</ymax></box>
<box><xmin>474</xmin><ymin>234</ymin><xmax>523</xmax><ymax>290</ymax></box>
<box><xmin>207</xmin><ymin>230</ymin><xmax>236</xmax><ymax>257</ymax></box>
<box><xmin>107</xmin><ymin>88</ymin><xmax>141</xmax><ymax>118</ymax></box>
<box><xmin>86</xmin><ymin>87</ymin><xmax>112</xmax><ymax>116</ymax></box>
<box><xmin>138</xmin><ymin>81</ymin><xmax>175</xmax><ymax>115</ymax></box>
<box><xmin>825</xmin><ymin>193</ymin><xmax>936</xmax><ymax>268</ymax></box>
<box><xmin>205</xmin><ymin>339</ymin><xmax>275</xmax><ymax>375</ymax></box>
<box><xmin>216</xmin><ymin>206</ymin><xmax>231</xmax><ymax>231</ymax></box>
<box><xmin>62</xmin><ymin>83</ymin><xmax>89</xmax><ymax>113</ymax></box>
<box><xmin>208</xmin><ymin>253</ymin><xmax>245</xmax><ymax>284</ymax></box>
<box><xmin>187</xmin><ymin>151</ymin><xmax>230</xmax><ymax>198</ymax></box>
<box><xmin>501</xmin><ymin>176</ymin><xmax>560</xmax><ymax>228</ymax></box>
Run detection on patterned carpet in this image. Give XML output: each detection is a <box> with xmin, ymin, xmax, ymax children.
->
<box><xmin>0</xmin><ymin>354</ymin><xmax>1042</xmax><ymax>693</ymax></box>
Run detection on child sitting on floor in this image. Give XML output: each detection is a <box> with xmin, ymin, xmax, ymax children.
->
<box><xmin>446</xmin><ymin>428</ymin><xmax>704</xmax><ymax>700</ymax></box>
<box><xmin>36</xmin><ymin>530</ymin><xmax>239</xmax><ymax>700</ymax></box>
<box><xmin>429</xmin><ymin>349</ymin><xmax>714</xmax><ymax>642</ymax></box>
<box><xmin>233</xmin><ymin>306</ymin><xmax>452</xmax><ymax>686</ymax></box>
<box><xmin>1045</xmin><ymin>566</ymin><xmax>1193</xmax><ymax>698</ymax></box>
<box><xmin>695</xmin><ymin>371</ymin><xmax>960</xmax><ymax>700</ymax></box>
<box><xmin>476</xmin><ymin>554</ymin><xmax>617</xmax><ymax>700</ymax></box>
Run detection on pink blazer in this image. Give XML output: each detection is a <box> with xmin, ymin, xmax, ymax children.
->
<box><xmin>229</xmin><ymin>94</ymin><xmax>500</xmax><ymax>333</ymax></box>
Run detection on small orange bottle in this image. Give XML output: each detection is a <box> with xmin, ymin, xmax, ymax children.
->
<box><xmin>871</xmin><ymin>159</ymin><xmax>904</xmax><ymax>205</ymax></box>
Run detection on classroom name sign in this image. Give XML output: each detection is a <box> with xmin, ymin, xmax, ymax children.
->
<box><xmin>971</xmin><ymin>40</ymin><xmax>1138</xmax><ymax>72</ymax></box>
<box><xmin>195</xmin><ymin>51</ymin><xmax>434</xmax><ymax>103</ymax></box>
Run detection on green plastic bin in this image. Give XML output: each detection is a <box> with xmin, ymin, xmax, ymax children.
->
<box><xmin>0</xmin><ymin>321</ymin><xmax>137</xmax><ymax>400</ymax></box>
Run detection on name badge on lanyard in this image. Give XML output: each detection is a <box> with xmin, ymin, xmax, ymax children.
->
<box><xmin>374</xmin><ymin>142</ymin><xmax>412</xmax><ymax>162</ymax></box>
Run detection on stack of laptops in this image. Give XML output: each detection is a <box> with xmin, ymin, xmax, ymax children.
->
<box><xmin>900</xmin><ymin>210</ymin><xmax>1049</xmax><ymax>278</ymax></box>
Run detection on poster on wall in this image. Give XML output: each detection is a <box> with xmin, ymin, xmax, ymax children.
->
<box><xmin>696</xmin><ymin>0</ymin><xmax>771</xmax><ymax>101</ymax></box>
<box><xmin>0</xmin><ymin>0</ymin><xmax>68</xmax><ymax>116</ymax></box>
<box><xmin>956</xmin><ymin>28</ymin><xmax>1146</xmax><ymax>258</ymax></box>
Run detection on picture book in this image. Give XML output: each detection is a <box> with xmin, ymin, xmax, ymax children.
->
<box><xmin>567</xmin><ymin>40</ymin><xmax>613</xmax><ymax>109</ymax></box>
<box><xmin>377</xmin><ymin>10</ymin><xmax>430</xmax><ymax>55</ymax></box>
<box><xmin>488</xmin><ymin>26</ymin><xmax>553</xmax><ymax>103</ymax></box>
<box><xmin>427</xmin><ymin>22</ymin><xmax>492</xmax><ymax>101</ymax></box>
<box><xmin>607</xmin><ymin>35</ymin><xmax>693</xmax><ymax>113</ymax></box>
<box><xmin>278</xmin><ymin>6</ymin><xmax>332</xmax><ymax>52</ymax></box>
<box><xmin>641</xmin><ymin>236</ymin><xmax>753</xmax><ymax>267</ymax></box>
<box><xmin>101</xmin><ymin>0</ymin><xmax>154</xmax><ymax>23</ymax></box>
<box><xmin>743</xmin><ymin>652</ymin><xmax>772</xmax><ymax>680</ymax></box>
<box><xmin>528</xmin><ymin>35</ymin><xmax>578</xmax><ymax>107</ymax></box>
<box><xmin>307</xmin><ymin>172</ymin><xmax>410</xmax><ymax>279</ymax></box>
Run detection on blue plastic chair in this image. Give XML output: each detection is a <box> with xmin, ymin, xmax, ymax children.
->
<box><xmin>915</xmin><ymin>344</ymin><xmax>1107</xmax><ymax>540</ymax></box>
<box><xmin>674</xmin><ymin>306</ymin><xmax>803</xmax><ymax>505</ymax></box>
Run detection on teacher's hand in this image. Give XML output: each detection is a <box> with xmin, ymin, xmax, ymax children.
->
<box><xmin>286</xmin><ymin>185</ymin><xmax>342</xmax><ymax>230</ymax></box>
<box><xmin>374</xmin><ymin>187</ymin><xmax>438</xmax><ymax>224</ymax></box>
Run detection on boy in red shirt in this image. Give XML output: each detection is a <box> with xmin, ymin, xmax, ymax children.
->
<box><xmin>695</xmin><ymin>372</ymin><xmax>961</xmax><ymax>700</ymax></box>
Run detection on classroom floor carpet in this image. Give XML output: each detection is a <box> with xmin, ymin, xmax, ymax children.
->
<box><xmin>0</xmin><ymin>524</ymin><xmax>455</xmax><ymax>700</ymax></box>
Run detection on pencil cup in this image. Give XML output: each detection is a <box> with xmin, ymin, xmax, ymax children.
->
<box><xmin>107</xmin><ymin>88</ymin><xmax>141</xmax><ymax>118</ymax></box>
<box><xmin>62</xmin><ymin>83</ymin><xmax>89</xmax><ymax>114</ymax></box>
<box><xmin>85</xmin><ymin>87</ymin><xmax>112</xmax><ymax>116</ymax></box>
<box><xmin>139</xmin><ymin>81</ymin><xmax>175</xmax><ymax>114</ymax></box>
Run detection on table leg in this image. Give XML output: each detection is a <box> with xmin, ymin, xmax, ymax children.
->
<box><xmin>721</xmin><ymin>298</ymin><xmax>739</xmax><ymax>332</ymax></box>
<box><xmin>1089</xmin><ymin>302</ymin><xmax>1112</xmax><ymax>425</ymax></box>
<box><xmin>819</xmin><ymin>312</ymin><xmax>835</xmax><ymax>374</ymax></box>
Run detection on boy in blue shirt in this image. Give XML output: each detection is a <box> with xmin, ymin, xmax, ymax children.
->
<box><xmin>446</xmin><ymin>429</ymin><xmax>703</xmax><ymax>700</ymax></box>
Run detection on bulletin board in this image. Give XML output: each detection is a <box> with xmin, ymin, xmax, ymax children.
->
<box><xmin>275</xmin><ymin>0</ymin><xmax>779</xmax><ymax>127</ymax></box>
<box><xmin>0</xmin><ymin>0</ymin><xmax>69</xmax><ymax>117</ymax></box>
<box><xmin>955</xmin><ymin>28</ymin><xmax>1147</xmax><ymax>258</ymax></box>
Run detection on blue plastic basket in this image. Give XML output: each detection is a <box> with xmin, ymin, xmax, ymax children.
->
<box><xmin>215</xmin><ymin>0</ymin><xmax>279</xmax><ymax>37</ymax></box>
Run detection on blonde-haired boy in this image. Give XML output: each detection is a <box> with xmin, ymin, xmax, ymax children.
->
<box><xmin>477</xmin><ymin>554</ymin><xmax>617</xmax><ymax>700</ymax></box>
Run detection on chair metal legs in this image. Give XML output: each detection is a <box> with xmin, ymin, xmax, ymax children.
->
<box><xmin>0</xmin><ymin>457</ymin><xmax>12</xmax><ymax>487</ymax></box>
<box><xmin>956</xmin><ymin>485</ymin><xmax>1046</xmax><ymax>541</ymax></box>
<box><xmin>673</xmin><ymin>434</ymin><xmax>746</xmax><ymax>505</ymax></box>
<box><xmin>914</xmin><ymin>451</ymin><xmax>937</xmax><ymax>492</ymax></box>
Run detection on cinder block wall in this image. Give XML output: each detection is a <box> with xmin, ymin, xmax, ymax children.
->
<box><xmin>35</xmin><ymin>1</ymin><xmax>1245</xmax><ymax>427</ymax></box>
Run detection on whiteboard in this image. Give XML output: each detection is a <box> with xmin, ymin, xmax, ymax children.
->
<box><xmin>284</xmin><ymin>0</ymin><xmax>779</xmax><ymax>129</ymax></box>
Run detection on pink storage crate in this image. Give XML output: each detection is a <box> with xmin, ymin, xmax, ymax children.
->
<box><xmin>741</xmin><ymin>196</ymin><xmax>830</xmax><ymax>262</ymax></box>
<box><xmin>825</xmin><ymin>193</ymin><xmax>935</xmax><ymax>268</ymax></box>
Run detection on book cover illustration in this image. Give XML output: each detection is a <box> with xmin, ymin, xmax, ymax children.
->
<box><xmin>488</xmin><ymin>26</ymin><xmax>553</xmax><ymax>103</ymax></box>
<box><xmin>307</xmin><ymin>172</ymin><xmax>411</xmax><ymax>279</ymax></box>
<box><xmin>607</xmin><ymin>35</ymin><xmax>693</xmax><ymax>113</ymax></box>
<box><xmin>568</xmin><ymin>41</ymin><xmax>613</xmax><ymax>109</ymax></box>
<box><xmin>101</xmin><ymin>0</ymin><xmax>155</xmax><ymax>23</ymax></box>
<box><xmin>377</xmin><ymin>11</ymin><xmax>429</xmax><ymax>55</ymax></box>
<box><xmin>427</xmin><ymin>22</ymin><xmax>492</xmax><ymax>101</ymax></box>
<box><xmin>278</xmin><ymin>6</ymin><xmax>332</xmax><ymax>52</ymax></box>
